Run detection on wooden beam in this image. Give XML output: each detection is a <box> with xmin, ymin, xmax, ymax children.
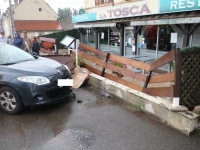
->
<box><xmin>79</xmin><ymin>43</ymin><xmax>107</xmax><ymax>58</ymax></box>
<box><xmin>175</xmin><ymin>24</ymin><xmax>184</xmax><ymax>34</ymax></box>
<box><xmin>188</xmin><ymin>24</ymin><xmax>200</xmax><ymax>36</ymax></box>
<box><xmin>182</xmin><ymin>24</ymin><xmax>191</xmax><ymax>48</ymax></box>
<box><xmin>120</xmin><ymin>23</ymin><xmax>125</xmax><ymax>56</ymax></box>
<box><xmin>174</xmin><ymin>48</ymin><xmax>181</xmax><ymax>98</ymax></box>
<box><xmin>143</xmin><ymin>71</ymin><xmax>152</xmax><ymax>88</ymax></box>
<box><xmin>109</xmin><ymin>53</ymin><xmax>150</xmax><ymax>71</ymax></box>
<box><xmin>79</xmin><ymin>51</ymin><xmax>104</xmax><ymax>66</ymax></box>
<box><xmin>84</xmin><ymin>63</ymin><xmax>143</xmax><ymax>91</ymax></box>
<box><xmin>143</xmin><ymin>87</ymin><xmax>174</xmax><ymax>97</ymax></box>
<box><xmin>149</xmin><ymin>72</ymin><xmax>175</xmax><ymax>83</ymax></box>
<box><xmin>103</xmin><ymin>63</ymin><xmax>147</xmax><ymax>82</ymax></box>
<box><xmin>101</xmin><ymin>53</ymin><xmax>110</xmax><ymax>77</ymax></box>
<box><xmin>149</xmin><ymin>49</ymin><xmax>175</xmax><ymax>71</ymax></box>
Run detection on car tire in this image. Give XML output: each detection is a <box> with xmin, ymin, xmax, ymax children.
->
<box><xmin>0</xmin><ymin>87</ymin><xmax>24</xmax><ymax>115</ymax></box>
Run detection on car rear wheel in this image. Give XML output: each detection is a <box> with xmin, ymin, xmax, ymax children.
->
<box><xmin>0</xmin><ymin>87</ymin><xmax>23</xmax><ymax>115</ymax></box>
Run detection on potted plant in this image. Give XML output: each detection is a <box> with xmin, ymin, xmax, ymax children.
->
<box><xmin>111</xmin><ymin>61</ymin><xmax>126</xmax><ymax>78</ymax></box>
<box><xmin>73</xmin><ymin>56</ymin><xmax>84</xmax><ymax>67</ymax></box>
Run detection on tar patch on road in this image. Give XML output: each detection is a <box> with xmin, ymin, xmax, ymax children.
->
<box><xmin>43</xmin><ymin>128</ymin><xmax>95</xmax><ymax>150</ymax></box>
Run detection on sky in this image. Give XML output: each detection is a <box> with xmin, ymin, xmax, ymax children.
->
<box><xmin>0</xmin><ymin>0</ymin><xmax>84</xmax><ymax>14</ymax></box>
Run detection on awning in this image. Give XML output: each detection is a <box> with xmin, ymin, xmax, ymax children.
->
<box><xmin>74</xmin><ymin>23</ymin><xmax>116</xmax><ymax>28</ymax></box>
<box><xmin>74</xmin><ymin>10</ymin><xmax>200</xmax><ymax>28</ymax></box>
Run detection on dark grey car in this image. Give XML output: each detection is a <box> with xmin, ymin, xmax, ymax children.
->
<box><xmin>0</xmin><ymin>42</ymin><xmax>74</xmax><ymax>115</ymax></box>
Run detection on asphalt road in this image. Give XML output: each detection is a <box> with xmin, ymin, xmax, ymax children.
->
<box><xmin>0</xmin><ymin>85</ymin><xmax>200</xmax><ymax>150</ymax></box>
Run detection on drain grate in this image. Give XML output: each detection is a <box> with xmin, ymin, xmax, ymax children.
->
<box><xmin>54</xmin><ymin>128</ymin><xmax>95</xmax><ymax>150</ymax></box>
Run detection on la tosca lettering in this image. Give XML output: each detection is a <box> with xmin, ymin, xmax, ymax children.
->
<box><xmin>106</xmin><ymin>3</ymin><xmax>151</xmax><ymax>18</ymax></box>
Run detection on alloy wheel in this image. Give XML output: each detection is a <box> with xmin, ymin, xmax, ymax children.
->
<box><xmin>0</xmin><ymin>91</ymin><xmax>16</xmax><ymax>111</ymax></box>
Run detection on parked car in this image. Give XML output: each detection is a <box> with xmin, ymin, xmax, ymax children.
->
<box><xmin>0</xmin><ymin>42</ymin><xmax>75</xmax><ymax>115</ymax></box>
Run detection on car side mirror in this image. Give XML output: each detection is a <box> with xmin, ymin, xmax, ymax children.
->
<box><xmin>32</xmin><ymin>52</ymin><xmax>39</xmax><ymax>59</ymax></box>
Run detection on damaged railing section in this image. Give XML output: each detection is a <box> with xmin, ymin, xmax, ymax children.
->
<box><xmin>77</xmin><ymin>44</ymin><xmax>175</xmax><ymax>97</ymax></box>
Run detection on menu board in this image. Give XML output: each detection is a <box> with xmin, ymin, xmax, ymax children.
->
<box><xmin>110</xmin><ymin>32</ymin><xmax>120</xmax><ymax>46</ymax></box>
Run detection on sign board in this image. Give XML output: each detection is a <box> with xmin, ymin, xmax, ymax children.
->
<box><xmin>96</xmin><ymin>0</ymin><xmax>159</xmax><ymax>20</ymax></box>
<box><xmin>72</xmin><ymin>12</ymin><xmax>97</xmax><ymax>23</ymax></box>
<box><xmin>60</xmin><ymin>35</ymin><xmax>75</xmax><ymax>48</ymax></box>
<box><xmin>170</xmin><ymin>33</ymin><xmax>178</xmax><ymax>43</ymax></box>
<box><xmin>160</xmin><ymin>0</ymin><xmax>200</xmax><ymax>13</ymax></box>
<box><xmin>130</xmin><ymin>17</ymin><xmax>200</xmax><ymax>26</ymax></box>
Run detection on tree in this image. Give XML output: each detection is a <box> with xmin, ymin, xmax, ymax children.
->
<box><xmin>57</xmin><ymin>8</ymin><xmax>72</xmax><ymax>21</ymax></box>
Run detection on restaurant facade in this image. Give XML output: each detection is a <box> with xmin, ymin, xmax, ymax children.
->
<box><xmin>73</xmin><ymin>0</ymin><xmax>200</xmax><ymax>62</ymax></box>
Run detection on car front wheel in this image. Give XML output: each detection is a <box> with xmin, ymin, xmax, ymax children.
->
<box><xmin>0</xmin><ymin>87</ymin><xmax>23</xmax><ymax>115</ymax></box>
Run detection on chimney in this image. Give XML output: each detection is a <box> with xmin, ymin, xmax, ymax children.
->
<box><xmin>14</xmin><ymin>0</ymin><xmax>18</xmax><ymax>5</ymax></box>
<box><xmin>19</xmin><ymin>0</ymin><xmax>23</xmax><ymax>3</ymax></box>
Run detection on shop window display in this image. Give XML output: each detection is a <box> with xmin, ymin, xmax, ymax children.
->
<box><xmin>141</xmin><ymin>25</ymin><xmax>174</xmax><ymax>52</ymax></box>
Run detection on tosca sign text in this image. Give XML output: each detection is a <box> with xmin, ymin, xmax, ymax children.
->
<box><xmin>72</xmin><ymin>13</ymin><xmax>97</xmax><ymax>23</ymax></box>
<box><xmin>160</xmin><ymin>0</ymin><xmax>200</xmax><ymax>13</ymax></box>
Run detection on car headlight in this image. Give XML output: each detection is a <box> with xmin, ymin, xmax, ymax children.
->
<box><xmin>17</xmin><ymin>76</ymin><xmax>50</xmax><ymax>85</ymax></box>
<box><xmin>64</xmin><ymin>65</ymin><xmax>70</xmax><ymax>73</ymax></box>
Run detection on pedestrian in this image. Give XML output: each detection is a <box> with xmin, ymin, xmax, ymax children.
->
<box><xmin>32</xmin><ymin>36</ymin><xmax>39</xmax><ymax>55</ymax></box>
<box><xmin>132</xmin><ymin>39</ymin><xmax>135</xmax><ymax>55</ymax></box>
<box><xmin>22</xmin><ymin>31</ymin><xmax>32</xmax><ymax>52</ymax></box>
<box><xmin>36</xmin><ymin>36</ymin><xmax>41</xmax><ymax>47</ymax></box>
<box><xmin>7</xmin><ymin>35</ymin><xmax>14</xmax><ymax>45</ymax></box>
<box><xmin>0</xmin><ymin>31</ymin><xmax>7</xmax><ymax>44</ymax></box>
<box><xmin>14</xmin><ymin>33</ymin><xmax>23</xmax><ymax>49</ymax></box>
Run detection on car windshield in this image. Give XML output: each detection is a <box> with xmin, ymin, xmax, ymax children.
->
<box><xmin>0</xmin><ymin>44</ymin><xmax>35</xmax><ymax>65</ymax></box>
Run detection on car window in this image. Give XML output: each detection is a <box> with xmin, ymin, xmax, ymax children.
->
<box><xmin>0</xmin><ymin>44</ymin><xmax>34</xmax><ymax>65</ymax></box>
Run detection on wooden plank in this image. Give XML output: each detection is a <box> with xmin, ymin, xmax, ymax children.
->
<box><xmin>149</xmin><ymin>49</ymin><xmax>175</xmax><ymax>71</ymax></box>
<box><xmin>108</xmin><ymin>54</ymin><xmax>150</xmax><ymax>71</ymax></box>
<box><xmin>78</xmin><ymin>43</ymin><xmax>107</xmax><ymax>57</ymax></box>
<box><xmin>84</xmin><ymin>63</ymin><xmax>143</xmax><ymax>91</ymax></box>
<box><xmin>149</xmin><ymin>72</ymin><xmax>175</xmax><ymax>83</ymax></box>
<box><xmin>79</xmin><ymin>51</ymin><xmax>104</xmax><ymax>66</ymax></box>
<box><xmin>83</xmin><ymin>63</ymin><xmax>102</xmax><ymax>75</ymax></box>
<box><xmin>143</xmin><ymin>87</ymin><xmax>174</xmax><ymax>97</ymax></box>
<box><xmin>103</xmin><ymin>63</ymin><xmax>147</xmax><ymax>82</ymax></box>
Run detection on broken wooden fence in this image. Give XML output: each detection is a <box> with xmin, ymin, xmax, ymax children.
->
<box><xmin>78</xmin><ymin>44</ymin><xmax>175</xmax><ymax>97</ymax></box>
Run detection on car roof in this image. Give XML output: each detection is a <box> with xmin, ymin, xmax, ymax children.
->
<box><xmin>0</xmin><ymin>42</ymin><xmax>7</xmax><ymax>46</ymax></box>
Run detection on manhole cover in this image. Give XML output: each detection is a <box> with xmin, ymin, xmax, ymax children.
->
<box><xmin>54</xmin><ymin>128</ymin><xmax>95</xmax><ymax>150</ymax></box>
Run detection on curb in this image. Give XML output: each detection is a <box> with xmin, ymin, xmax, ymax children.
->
<box><xmin>87</xmin><ymin>73</ymin><xmax>200</xmax><ymax>136</ymax></box>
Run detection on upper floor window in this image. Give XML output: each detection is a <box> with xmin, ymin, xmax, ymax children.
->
<box><xmin>95</xmin><ymin>0</ymin><xmax>113</xmax><ymax>6</ymax></box>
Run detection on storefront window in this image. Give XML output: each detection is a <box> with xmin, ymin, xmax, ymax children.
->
<box><xmin>192</xmin><ymin>25</ymin><xmax>200</xmax><ymax>46</ymax></box>
<box><xmin>108</xmin><ymin>27</ymin><xmax>120</xmax><ymax>47</ymax></box>
<box><xmin>140</xmin><ymin>25</ymin><xmax>174</xmax><ymax>52</ymax></box>
<box><xmin>158</xmin><ymin>25</ymin><xmax>174</xmax><ymax>51</ymax></box>
<box><xmin>141</xmin><ymin>26</ymin><xmax>158</xmax><ymax>51</ymax></box>
<box><xmin>100</xmin><ymin>28</ymin><xmax>109</xmax><ymax>45</ymax></box>
<box><xmin>82</xmin><ymin>28</ymin><xmax>95</xmax><ymax>48</ymax></box>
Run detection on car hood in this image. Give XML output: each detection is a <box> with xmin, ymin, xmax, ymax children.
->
<box><xmin>0</xmin><ymin>57</ymin><xmax>63</xmax><ymax>76</ymax></box>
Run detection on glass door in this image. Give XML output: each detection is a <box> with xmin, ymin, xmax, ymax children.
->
<box><xmin>124</xmin><ymin>27</ymin><xmax>134</xmax><ymax>56</ymax></box>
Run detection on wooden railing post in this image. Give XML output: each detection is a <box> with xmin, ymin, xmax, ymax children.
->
<box><xmin>143</xmin><ymin>71</ymin><xmax>152</xmax><ymax>88</ymax></box>
<box><xmin>101</xmin><ymin>53</ymin><xmax>110</xmax><ymax>77</ymax></box>
<box><xmin>174</xmin><ymin>48</ymin><xmax>181</xmax><ymax>98</ymax></box>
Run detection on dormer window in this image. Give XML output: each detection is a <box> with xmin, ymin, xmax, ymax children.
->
<box><xmin>39</xmin><ymin>8</ymin><xmax>42</xmax><ymax>11</ymax></box>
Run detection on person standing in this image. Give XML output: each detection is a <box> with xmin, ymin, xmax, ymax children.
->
<box><xmin>7</xmin><ymin>35</ymin><xmax>14</xmax><ymax>45</ymax></box>
<box><xmin>0</xmin><ymin>31</ymin><xmax>7</xmax><ymax>44</ymax></box>
<box><xmin>32</xmin><ymin>37</ymin><xmax>39</xmax><ymax>55</ymax></box>
<box><xmin>14</xmin><ymin>33</ymin><xmax>23</xmax><ymax>49</ymax></box>
<box><xmin>132</xmin><ymin>39</ymin><xmax>135</xmax><ymax>55</ymax></box>
<box><xmin>22</xmin><ymin>31</ymin><xmax>32</xmax><ymax>52</ymax></box>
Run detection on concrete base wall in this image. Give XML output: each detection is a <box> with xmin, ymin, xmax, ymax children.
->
<box><xmin>87</xmin><ymin>73</ymin><xmax>200</xmax><ymax>136</ymax></box>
